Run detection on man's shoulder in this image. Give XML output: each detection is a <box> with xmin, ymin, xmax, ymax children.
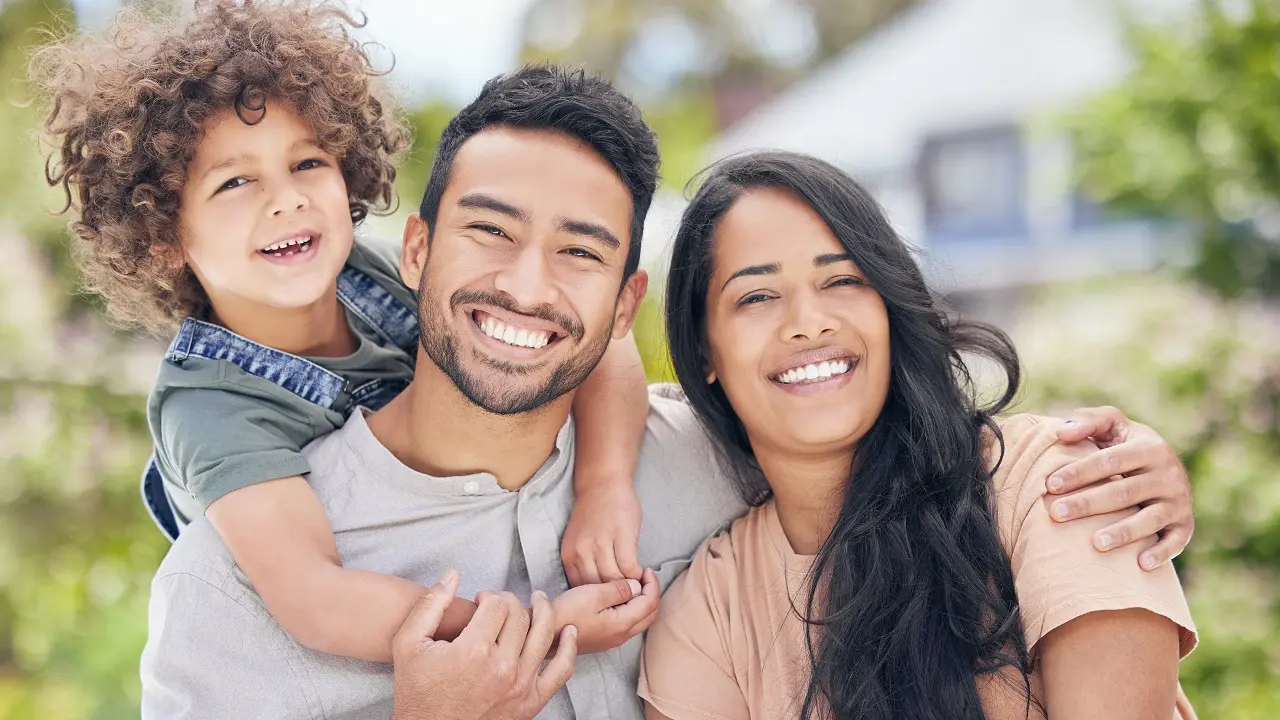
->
<box><xmin>151</xmin><ymin>518</ymin><xmax>253</xmax><ymax>608</ymax></box>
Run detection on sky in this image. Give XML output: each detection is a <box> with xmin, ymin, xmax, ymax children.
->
<box><xmin>68</xmin><ymin>0</ymin><xmax>539</xmax><ymax>103</ymax></box>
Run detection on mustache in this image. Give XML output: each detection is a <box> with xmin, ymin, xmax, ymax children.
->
<box><xmin>451</xmin><ymin>289</ymin><xmax>584</xmax><ymax>339</ymax></box>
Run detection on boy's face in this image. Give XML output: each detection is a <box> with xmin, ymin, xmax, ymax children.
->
<box><xmin>178</xmin><ymin>101</ymin><xmax>353</xmax><ymax>317</ymax></box>
<box><xmin>400</xmin><ymin>127</ymin><xmax>647</xmax><ymax>415</ymax></box>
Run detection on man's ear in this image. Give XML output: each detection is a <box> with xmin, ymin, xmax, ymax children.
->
<box><xmin>400</xmin><ymin>213</ymin><xmax>430</xmax><ymax>290</ymax></box>
<box><xmin>611</xmin><ymin>269</ymin><xmax>649</xmax><ymax>339</ymax></box>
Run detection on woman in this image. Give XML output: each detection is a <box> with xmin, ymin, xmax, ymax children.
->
<box><xmin>639</xmin><ymin>152</ymin><xmax>1196</xmax><ymax>719</ymax></box>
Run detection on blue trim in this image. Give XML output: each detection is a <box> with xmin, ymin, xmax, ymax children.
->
<box><xmin>336</xmin><ymin>265</ymin><xmax>419</xmax><ymax>356</ymax></box>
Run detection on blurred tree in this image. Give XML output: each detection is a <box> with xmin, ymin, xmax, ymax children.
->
<box><xmin>1071</xmin><ymin>0</ymin><xmax>1280</xmax><ymax>298</ymax></box>
<box><xmin>0</xmin><ymin>2</ymin><xmax>169</xmax><ymax>718</ymax></box>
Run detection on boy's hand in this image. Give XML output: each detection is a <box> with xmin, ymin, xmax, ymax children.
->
<box><xmin>551</xmin><ymin>569</ymin><xmax>659</xmax><ymax>654</ymax></box>
<box><xmin>562</xmin><ymin>483</ymin><xmax>643</xmax><ymax>586</ymax></box>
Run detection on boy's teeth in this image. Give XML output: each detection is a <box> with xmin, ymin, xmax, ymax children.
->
<box><xmin>479</xmin><ymin>315</ymin><xmax>552</xmax><ymax>349</ymax></box>
<box><xmin>775</xmin><ymin>360</ymin><xmax>852</xmax><ymax>385</ymax></box>
<box><xmin>262</xmin><ymin>236</ymin><xmax>313</xmax><ymax>253</ymax></box>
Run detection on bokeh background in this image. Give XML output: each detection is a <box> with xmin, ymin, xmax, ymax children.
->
<box><xmin>1</xmin><ymin>0</ymin><xmax>1278</xmax><ymax>717</ymax></box>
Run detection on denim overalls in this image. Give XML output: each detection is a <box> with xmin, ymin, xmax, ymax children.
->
<box><xmin>141</xmin><ymin>264</ymin><xmax>419</xmax><ymax>540</ymax></box>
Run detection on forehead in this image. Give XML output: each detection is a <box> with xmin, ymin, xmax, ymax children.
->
<box><xmin>712</xmin><ymin>187</ymin><xmax>845</xmax><ymax>272</ymax></box>
<box><xmin>443</xmin><ymin>127</ymin><xmax>633</xmax><ymax>231</ymax></box>
<box><xmin>189</xmin><ymin>103</ymin><xmax>316</xmax><ymax>165</ymax></box>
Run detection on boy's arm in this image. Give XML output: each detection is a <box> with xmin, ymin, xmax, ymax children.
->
<box><xmin>208</xmin><ymin>477</ymin><xmax>478</xmax><ymax>662</ymax></box>
<box><xmin>564</xmin><ymin>331</ymin><xmax>648</xmax><ymax>585</ymax></box>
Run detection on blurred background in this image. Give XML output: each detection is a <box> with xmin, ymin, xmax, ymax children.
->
<box><xmin>1</xmin><ymin>0</ymin><xmax>1278</xmax><ymax>716</ymax></box>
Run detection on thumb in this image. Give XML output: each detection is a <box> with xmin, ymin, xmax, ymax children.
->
<box><xmin>393</xmin><ymin>569</ymin><xmax>460</xmax><ymax>657</ymax></box>
<box><xmin>597</xmin><ymin>578</ymin><xmax>641</xmax><ymax>609</ymax></box>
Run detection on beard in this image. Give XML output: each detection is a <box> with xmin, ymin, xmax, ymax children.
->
<box><xmin>417</xmin><ymin>280</ymin><xmax>613</xmax><ymax>416</ymax></box>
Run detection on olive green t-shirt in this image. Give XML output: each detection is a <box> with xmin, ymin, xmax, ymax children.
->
<box><xmin>146</xmin><ymin>239</ymin><xmax>418</xmax><ymax>529</ymax></box>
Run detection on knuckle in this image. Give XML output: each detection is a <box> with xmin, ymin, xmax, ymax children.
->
<box><xmin>1112</xmin><ymin>478</ymin><xmax>1134</xmax><ymax>506</ymax></box>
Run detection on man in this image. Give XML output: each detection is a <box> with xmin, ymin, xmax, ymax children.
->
<box><xmin>140</xmin><ymin>65</ymin><xmax>1196</xmax><ymax>719</ymax></box>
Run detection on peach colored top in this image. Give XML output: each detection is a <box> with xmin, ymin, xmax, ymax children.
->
<box><xmin>639</xmin><ymin>414</ymin><xmax>1198</xmax><ymax>719</ymax></box>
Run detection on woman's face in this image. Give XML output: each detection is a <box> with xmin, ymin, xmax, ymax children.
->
<box><xmin>703</xmin><ymin>187</ymin><xmax>892</xmax><ymax>459</ymax></box>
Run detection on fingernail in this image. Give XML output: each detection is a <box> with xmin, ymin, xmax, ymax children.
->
<box><xmin>627</xmin><ymin>579</ymin><xmax>642</xmax><ymax>596</ymax></box>
<box><xmin>1141</xmin><ymin>554</ymin><xmax>1158</xmax><ymax>570</ymax></box>
<box><xmin>1062</xmin><ymin>419</ymin><xmax>1077</xmax><ymax>427</ymax></box>
<box><xmin>1053</xmin><ymin>501</ymin><xmax>1070</xmax><ymax>521</ymax></box>
<box><xmin>1048</xmin><ymin>475</ymin><xmax>1064</xmax><ymax>492</ymax></box>
<box><xmin>566</xmin><ymin>625</ymin><xmax>578</xmax><ymax>639</ymax></box>
<box><xmin>1096</xmin><ymin>533</ymin><xmax>1112</xmax><ymax>550</ymax></box>
<box><xmin>532</xmin><ymin>590</ymin><xmax>547</xmax><ymax>601</ymax></box>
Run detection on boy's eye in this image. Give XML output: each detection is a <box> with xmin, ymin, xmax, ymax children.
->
<box><xmin>295</xmin><ymin>158</ymin><xmax>326</xmax><ymax>171</ymax></box>
<box><xmin>564</xmin><ymin>247</ymin><xmax>602</xmax><ymax>262</ymax></box>
<box><xmin>216</xmin><ymin>177</ymin><xmax>247</xmax><ymax>193</ymax></box>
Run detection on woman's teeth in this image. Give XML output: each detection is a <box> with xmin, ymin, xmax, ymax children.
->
<box><xmin>774</xmin><ymin>360</ymin><xmax>852</xmax><ymax>385</ymax></box>
<box><xmin>260</xmin><ymin>237</ymin><xmax>314</xmax><ymax>256</ymax></box>
<box><xmin>480</xmin><ymin>316</ymin><xmax>552</xmax><ymax>349</ymax></box>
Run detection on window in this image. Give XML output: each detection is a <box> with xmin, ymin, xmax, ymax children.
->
<box><xmin>918</xmin><ymin>126</ymin><xmax>1025</xmax><ymax>239</ymax></box>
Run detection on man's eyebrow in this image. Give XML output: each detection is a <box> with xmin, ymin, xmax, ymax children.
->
<box><xmin>558</xmin><ymin>218</ymin><xmax>620</xmax><ymax>250</ymax></box>
<box><xmin>722</xmin><ymin>263</ymin><xmax>781</xmax><ymax>290</ymax></box>
<box><xmin>456</xmin><ymin>193</ymin><xmax>530</xmax><ymax>222</ymax></box>
<box><xmin>815</xmin><ymin>253</ymin><xmax>855</xmax><ymax>267</ymax></box>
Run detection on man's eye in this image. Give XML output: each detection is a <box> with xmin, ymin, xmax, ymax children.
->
<box><xmin>469</xmin><ymin>223</ymin><xmax>508</xmax><ymax>238</ymax></box>
<box><xmin>216</xmin><ymin>177</ymin><xmax>247</xmax><ymax>193</ymax></box>
<box><xmin>565</xmin><ymin>247</ymin><xmax>601</xmax><ymax>262</ymax></box>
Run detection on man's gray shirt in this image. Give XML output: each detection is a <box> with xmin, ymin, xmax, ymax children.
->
<box><xmin>139</xmin><ymin>385</ymin><xmax>749</xmax><ymax>719</ymax></box>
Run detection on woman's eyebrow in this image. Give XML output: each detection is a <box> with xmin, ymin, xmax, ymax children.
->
<box><xmin>815</xmin><ymin>253</ymin><xmax>854</xmax><ymax>267</ymax></box>
<box><xmin>722</xmin><ymin>262</ymin><xmax>781</xmax><ymax>291</ymax></box>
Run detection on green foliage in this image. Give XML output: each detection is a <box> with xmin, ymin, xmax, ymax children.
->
<box><xmin>1071</xmin><ymin>0</ymin><xmax>1280</xmax><ymax>297</ymax></box>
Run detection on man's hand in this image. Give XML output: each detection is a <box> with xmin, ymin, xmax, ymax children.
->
<box><xmin>1047</xmin><ymin>406</ymin><xmax>1194</xmax><ymax>571</ymax></box>
<box><xmin>562</xmin><ymin>482</ymin><xmax>644</xmax><ymax>585</ymax></box>
<box><xmin>552</xmin><ymin>569</ymin><xmax>659</xmax><ymax>654</ymax></box>
<box><xmin>391</xmin><ymin>571</ymin><xmax>578</xmax><ymax>720</ymax></box>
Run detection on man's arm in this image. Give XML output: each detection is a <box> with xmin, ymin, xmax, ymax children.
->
<box><xmin>141</xmin><ymin>571</ymin><xmax>312</xmax><ymax>720</ymax></box>
<box><xmin>1045</xmin><ymin>406</ymin><xmax>1195</xmax><ymax>569</ymax></box>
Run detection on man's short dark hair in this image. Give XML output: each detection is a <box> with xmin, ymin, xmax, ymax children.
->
<box><xmin>419</xmin><ymin>64</ymin><xmax>660</xmax><ymax>279</ymax></box>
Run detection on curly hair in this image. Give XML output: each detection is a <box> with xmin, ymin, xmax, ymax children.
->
<box><xmin>31</xmin><ymin>0</ymin><xmax>410</xmax><ymax>336</ymax></box>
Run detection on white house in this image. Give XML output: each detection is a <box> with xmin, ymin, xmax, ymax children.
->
<box><xmin>688</xmin><ymin>0</ymin><xmax>1194</xmax><ymax>305</ymax></box>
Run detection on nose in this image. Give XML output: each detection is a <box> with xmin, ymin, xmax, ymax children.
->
<box><xmin>267</xmin><ymin>175</ymin><xmax>309</xmax><ymax>217</ymax></box>
<box><xmin>778</xmin><ymin>289</ymin><xmax>838</xmax><ymax>342</ymax></box>
<box><xmin>492</xmin><ymin>244</ymin><xmax>561</xmax><ymax>309</ymax></box>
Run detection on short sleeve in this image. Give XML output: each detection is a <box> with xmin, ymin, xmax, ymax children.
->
<box><xmin>639</xmin><ymin>535</ymin><xmax>750</xmax><ymax>720</ymax></box>
<box><xmin>991</xmin><ymin>414</ymin><xmax>1197</xmax><ymax>657</ymax></box>
<box><xmin>155</xmin><ymin>385</ymin><xmax>316</xmax><ymax>512</ymax></box>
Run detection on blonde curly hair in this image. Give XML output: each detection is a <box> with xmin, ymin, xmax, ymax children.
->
<box><xmin>31</xmin><ymin>0</ymin><xmax>410</xmax><ymax>336</ymax></box>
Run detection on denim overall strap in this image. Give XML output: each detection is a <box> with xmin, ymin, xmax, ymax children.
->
<box><xmin>143</xmin><ymin>264</ymin><xmax>418</xmax><ymax>541</ymax></box>
<box><xmin>335</xmin><ymin>265</ymin><xmax>420</xmax><ymax>357</ymax></box>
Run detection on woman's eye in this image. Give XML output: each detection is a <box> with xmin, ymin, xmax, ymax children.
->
<box><xmin>216</xmin><ymin>177</ymin><xmax>247</xmax><ymax>193</ymax></box>
<box><xmin>295</xmin><ymin>158</ymin><xmax>325</xmax><ymax>171</ymax></box>
<box><xmin>827</xmin><ymin>276</ymin><xmax>866</xmax><ymax>288</ymax></box>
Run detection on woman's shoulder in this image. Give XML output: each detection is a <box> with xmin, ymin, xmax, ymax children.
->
<box><xmin>671</xmin><ymin>504</ymin><xmax>775</xmax><ymax>604</ymax></box>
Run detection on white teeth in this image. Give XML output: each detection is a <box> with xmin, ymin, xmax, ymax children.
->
<box><xmin>262</xmin><ymin>236</ymin><xmax>313</xmax><ymax>253</ymax></box>
<box><xmin>478</xmin><ymin>314</ymin><xmax>554</xmax><ymax>349</ymax></box>
<box><xmin>774</xmin><ymin>360</ymin><xmax>854</xmax><ymax>385</ymax></box>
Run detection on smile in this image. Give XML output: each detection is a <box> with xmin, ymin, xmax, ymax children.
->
<box><xmin>771</xmin><ymin>359</ymin><xmax>854</xmax><ymax>385</ymax></box>
<box><xmin>471</xmin><ymin>310</ymin><xmax>561</xmax><ymax>352</ymax></box>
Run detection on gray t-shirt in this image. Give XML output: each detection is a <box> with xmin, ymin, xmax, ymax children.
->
<box><xmin>139</xmin><ymin>385</ymin><xmax>749</xmax><ymax>720</ymax></box>
<box><xmin>148</xmin><ymin>239</ymin><xmax>417</xmax><ymax>527</ymax></box>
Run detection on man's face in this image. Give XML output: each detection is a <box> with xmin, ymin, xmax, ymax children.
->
<box><xmin>401</xmin><ymin>127</ymin><xmax>646</xmax><ymax>415</ymax></box>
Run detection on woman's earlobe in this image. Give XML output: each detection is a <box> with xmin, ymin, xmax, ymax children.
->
<box><xmin>706</xmin><ymin>371</ymin><xmax>717</xmax><ymax>385</ymax></box>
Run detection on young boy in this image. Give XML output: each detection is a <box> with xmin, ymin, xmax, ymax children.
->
<box><xmin>35</xmin><ymin>0</ymin><xmax>647</xmax><ymax>661</ymax></box>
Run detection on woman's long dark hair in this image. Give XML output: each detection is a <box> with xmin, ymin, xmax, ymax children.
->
<box><xmin>665</xmin><ymin>151</ymin><xmax>1035</xmax><ymax>719</ymax></box>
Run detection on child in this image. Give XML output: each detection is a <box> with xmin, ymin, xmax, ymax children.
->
<box><xmin>34</xmin><ymin>0</ymin><xmax>647</xmax><ymax>662</ymax></box>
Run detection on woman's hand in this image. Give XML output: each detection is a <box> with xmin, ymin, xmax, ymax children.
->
<box><xmin>1045</xmin><ymin>406</ymin><xmax>1194</xmax><ymax>571</ymax></box>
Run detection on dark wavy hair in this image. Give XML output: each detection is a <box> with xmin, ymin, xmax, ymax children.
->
<box><xmin>418</xmin><ymin>64</ymin><xmax>659</xmax><ymax>280</ymax></box>
<box><xmin>665</xmin><ymin>151</ymin><xmax>1036</xmax><ymax>719</ymax></box>
<box><xmin>32</xmin><ymin>0</ymin><xmax>409</xmax><ymax>335</ymax></box>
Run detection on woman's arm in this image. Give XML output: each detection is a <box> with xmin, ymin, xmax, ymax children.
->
<box><xmin>1037</xmin><ymin>608</ymin><xmax>1181</xmax><ymax>717</ymax></box>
